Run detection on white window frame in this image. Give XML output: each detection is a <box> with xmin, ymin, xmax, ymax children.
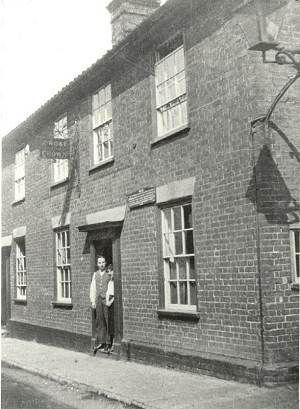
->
<box><xmin>55</xmin><ymin>229</ymin><xmax>71</xmax><ymax>303</ymax></box>
<box><xmin>155</xmin><ymin>45</ymin><xmax>188</xmax><ymax>137</ymax></box>
<box><xmin>16</xmin><ymin>239</ymin><xmax>26</xmax><ymax>300</ymax></box>
<box><xmin>161</xmin><ymin>203</ymin><xmax>196</xmax><ymax>312</ymax></box>
<box><xmin>53</xmin><ymin>115</ymin><xmax>69</xmax><ymax>183</ymax></box>
<box><xmin>14</xmin><ymin>148</ymin><xmax>25</xmax><ymax>201</ymax></box>
<box><xmin>92</xmin><ymin>84</ymin><xmax>113</xmax><ymax>165</ymax></box>
<box><xmin>290</xmin><ymin>228</ymin><xmax>300</xmax><ymax>284</ymax></box>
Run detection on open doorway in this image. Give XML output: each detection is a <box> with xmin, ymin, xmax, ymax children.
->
<box><xmin>93</xmin><ymin>240</ymin><xmax>112</xmax><ymax>270</ymax></box>
<box><xmin>89</xmin><ymin>230</ymin><xmax>122</xmax><ymax>354</ymax></box>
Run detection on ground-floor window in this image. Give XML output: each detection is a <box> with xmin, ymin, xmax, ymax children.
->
<box><xmin>290</xmin><ymin>228</ymin><xmax>299</xmax><ymax>284</ymax></box>
<box><xmin>55</xmin><ymin>229</ymin><xmax>71</xmax><ymax>302</ymax></box>
<box><xmin>16</xmin><ymin>239</ymin><xmax>26</xmax><ymax>299</ymax></box>
<box><xmin>161</xmin><ymin>203</ymin><xmax>196</xmax><ymax>311</ymax></box>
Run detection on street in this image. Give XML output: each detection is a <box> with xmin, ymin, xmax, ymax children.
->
<box><xmin>1</xmin><ymin>366</ymin><xmax>134</xmax><ymax>409</ymax></box>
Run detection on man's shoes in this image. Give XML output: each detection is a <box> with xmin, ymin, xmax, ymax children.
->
<box><xmin>98</xmin><ymin>343</ymin><xmax>106</xmax><ymax>350</ymax></box>
<box><xmin>93</xmin><ymin>343</ymin><xmax>106</xmax><ymax>355</ymax></box>
<box><xmin>105</xmin><ymin>344</ymin><xmax>113</xmax><ymax>354</ymax></box>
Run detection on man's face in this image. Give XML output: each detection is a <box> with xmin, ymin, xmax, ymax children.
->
<box><xmin>108</xmin><ymin>269</ymin><xmax>114</xmax><ymax>279</ymax></box>
<box><xmin>97</xmin><ymin>257</ymin><xmax>106</xmax><ymax>271</ymax></box>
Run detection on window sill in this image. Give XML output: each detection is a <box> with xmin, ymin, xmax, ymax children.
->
<box><xmin>89</xmin><ymin>157</ymin><xmax>114</xmax><ymax>174</ymax></box>
<box><xmin>50</xmin><ymin>178</ymin><xmax>69</xmax><ymax>189</ymax></box>
<box><xmin>52</xmin><ymin>301</ymin><xmax>73</xmax><ymax>309</ymax></box>
<box><xmin>13</xmin><ymin>298</ymin><xmax>27</xmax><ymax>305</ymax></box>
<box><xmin>12</xmin><ymin>198</ymin><xmax>25</xmax><ymax>206</ymax></box>
<box><xmin>157</xmin><ymin>308</ymin><xmax>199</xmax><ymax>321</ymax></box>
<box><xmin>291</xmin><ymin>283</ymin><xmax>299</xmax><ymax>292</ymax></box>
<box><xmin>151</xmin><ymin>123</ymin><xmax>190</xmax><ymax>146</ymax></box>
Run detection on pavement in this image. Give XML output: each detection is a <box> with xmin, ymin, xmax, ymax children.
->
<box><xmin>1</xmin><ymin>335</ymin><xmax>299</xmax><ymax>409</ymax></box>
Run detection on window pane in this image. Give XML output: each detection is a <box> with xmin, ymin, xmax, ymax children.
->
<box><xmin>296</xmin><ymin>254</ymin><xmax>299</xmax><ymax>278</ymax></box>
<box><xmin>61</xmin><ymin>249</ymin><xmax>65</xmax><ymax>265</ymax></box>
<box><xmin>93</xmin><ymin>93</ymin><xmax>99</xmax><ymax>110</ymax></box>
<box><xmin>176</xmin><ymin>71</ymin><xmax>186</xmax><ymax>96</ymax></box>
<box><xmin>170</xmin><ymin>282</ymin><xmax>178</xmax><ymax>304</ymax></box>
<box><xmin>106</xmin><ymin>101</ymin><xmax>112</xmax><ymax>119</ymax></box>
<box><xmin>295</xmin><ymin>231</ymin><xmax>299</xmax><ymax>252</ymax></box>
<box><xmin>189</xmin><ymin>257</ymin><xmax>195</xmax><ymax>279</ymax></box>
<box><xmin>104</xmin><ymin>124</ymin><xmax>110</xmax><ymax>141</ymax></box>
<box><xmin>103</xmin><ymin>141</ymin><xmax>109</xmax><ymax>159</ymax></box>
<box><xmin>190</xmin><ymin>282</ymin><xmax>197</xmax><ymax>305</ymax></box>
<box><xmin>185</xmin><ymin>230</ymin><xmax>194</xmax><ymax>254</ymax></box>
<box><xmin>99</xmin><ymin>89</ymin><xmax>105</xmax><ymax>106</ymax></box>
<box><xmin>179</xmin><ymin>282</ymin><xmax>188</xmax><ymax>304</ymax></box>
<box><xmin>169</xmin><ymin>261</ymin><xmax>177</xmax><ymax>280</ymax></box>
<box><xmin>178</xmin><ymin>258</ymin><xmax>187</xmax><ymax>280</ymax></box>
<box><xmin>173</xmin><ymin>207</ymin><xmax>182</xmax><ymax>230</ymax></box>
<box><xmin>164</xmin><ymin>233</ymin><xmax>173</xmax><ymax>257</ymax></box>
<box><xmin>163</xmin><ymin>209</ymin><xmax>172</xmax><ymax>233</ymax></box>
<box><xmin>184</xmin><ymin>205</ymin><xmax>192</xmax><ymax>229</ymax></box>
<box><xmin>93</xmin><ymin>109</ymin><xmax>100</xmax><ymax>129</ymax></box>
<box><xmin>100</xmin><ymin>106</ymin><xmax>106</xmax><ymax>124</ymax></box>
<box><xmin>166</xmin><ymin>77</ymin><xmax>176</xmax><ymax>101</ymax></box>
<box><xmin>174</xmin><ymin>232</ymin><xmax>183</xmax><ymax>254</ymax></box>
<box><xmin>65</xmin><ymin>268</ymin><xmax>69</xmax><ymax>282</ymax></box>
<box><xmin>175</xmin><ymin>47</ymin><xmax>184</xmax><ymax>73</ymax></box>
<box><xmin>97</xmin><ymin>143</ymin><xmax>103</xmax><ymax>162</ymax></box>
<box><xmin>65</xmin><ymin>282</ymin><xmax>69</xmax><ymax>298</ymax></box>
<box><xmin>62</xmin><ymin>232</ymin><xmax>66</xmax><ymax>247</ymax></box>
<box><xmin>105</xmin><ymin>85</ymin><xmax>111</xmax><ymax>102</ymax></box>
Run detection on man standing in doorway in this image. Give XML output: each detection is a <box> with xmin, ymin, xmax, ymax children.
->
<box><xmin>90</xmin><ymin>256</ymin><xmax>111</xmax><ymax>354</ymax></box>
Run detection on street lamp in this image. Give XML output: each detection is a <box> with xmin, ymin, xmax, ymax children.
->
<box><xmin>243</xmin><ymin>0</ymin><xmax>300</xmax><ymax>127</ymax></box>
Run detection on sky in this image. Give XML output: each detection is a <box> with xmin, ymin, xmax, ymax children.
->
<box><xmin>0</xmin><ymin>0</ymin><xmax>167</xmax><ymax>138</ymax></box>
<box><xmin>0</xmin><ymin>0</ymin><xmax>113</xmax><ymax>137</ymax></box>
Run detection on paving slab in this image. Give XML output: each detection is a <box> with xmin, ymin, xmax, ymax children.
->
<box><xmin>1</xmin><ymin>337</ymin><xmax>298</xmax><ymax>409</ymax></box>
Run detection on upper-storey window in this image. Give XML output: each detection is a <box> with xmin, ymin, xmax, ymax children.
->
<box><xmin>92</xmin><ymin>84</ymin><xmax>113</xmax><ymax>165</ymax></box>
<box><xmin>14</xmin><ymin>148</ymin><xmax>25</xmax><ymax>201</ymax></box>
<box><xmin>155</xmin><ymin>42</ymin><xmax>187</xmax><ymax>137</ymax></box>
<box><xmin>53</xmin><ymin>115</ymin><xmax>69</xmax><ymax>183</ymax></box>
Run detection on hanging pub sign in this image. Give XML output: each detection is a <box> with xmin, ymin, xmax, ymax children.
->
<box><xmin>40</xmin><ymin>138</ymin><xmax>70</xmax><ymax>159</ymax></box>
<box><xmin>128</xmin><ymin>187</ymin><xmax>156</xmax><ymax>209</ymax></box>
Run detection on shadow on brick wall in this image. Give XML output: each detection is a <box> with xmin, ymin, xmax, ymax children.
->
<box><xmin>269</xmin><ymin>121</ymin><xmax>300</xmax><ymax>164</ymax></box>
<box><xmin>246</xmin><ymin>144</ymin><xmax>299</xmax><ymax>225</ymax></box>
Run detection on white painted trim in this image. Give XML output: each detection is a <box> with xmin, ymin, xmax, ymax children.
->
<box><xmin>1</xmin><ymin>235</ymin><xmax>12</xmax><ymax>247</ymax></box>
<box><xmin>12</xmin><ymin>226</ymin><xmax>26</xmax><ymax>239</ymax></box>
<box><xmin>86</xmin><ymin>205</ymin><xmax>126</xmax><ymax>226</ymax></box>
<box><xmin>51</xmin><ymin>212</ymin><xmax>71</xmax><ymax>229</ymax></box>
<box><xmin>156</xmin><ymin>177</ymin><xmax>195</xmax><ymax>204</ymax></box>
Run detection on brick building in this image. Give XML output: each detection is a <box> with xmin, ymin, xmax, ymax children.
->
<box><xmin>1</xmin><ymin>0</ymin><xmax>299</xmax><ymax>385</ymax></box>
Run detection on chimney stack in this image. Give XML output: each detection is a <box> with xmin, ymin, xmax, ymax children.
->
<box><xmin>107</xmin><ymin>0</ymin><xmax>161</xmax><ymax>46</ymax></box>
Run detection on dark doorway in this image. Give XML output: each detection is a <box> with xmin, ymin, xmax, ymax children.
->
<box><xmin>1</xmin><ymin>247</ymin><xmax>11</xmax><ymax>326</ymax></box>
<box><xmin>88</xmin><ymin>228</ymin><xmax>122</xmax><ymax>353</ymax></box>
<box><xmin>93</xmin><ymin>240</ymin><xmax>113</xmax><ymax>269</ymax></box>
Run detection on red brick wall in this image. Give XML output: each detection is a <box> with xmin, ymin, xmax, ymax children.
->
<box><xmin>247</xmin><ymin>1</ymin><xmax>300</xmax><ymax>364</ymax></box>
<box><xmin>1</xmin><ymin>0</ymin><xmax>299</xmax><ymax>367</ymax></box>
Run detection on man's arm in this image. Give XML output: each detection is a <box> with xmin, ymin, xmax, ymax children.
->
<box><xmin>90</xmin><ymin>273</ymin><xmax>96</xmax><ymax>308</ymax></box>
